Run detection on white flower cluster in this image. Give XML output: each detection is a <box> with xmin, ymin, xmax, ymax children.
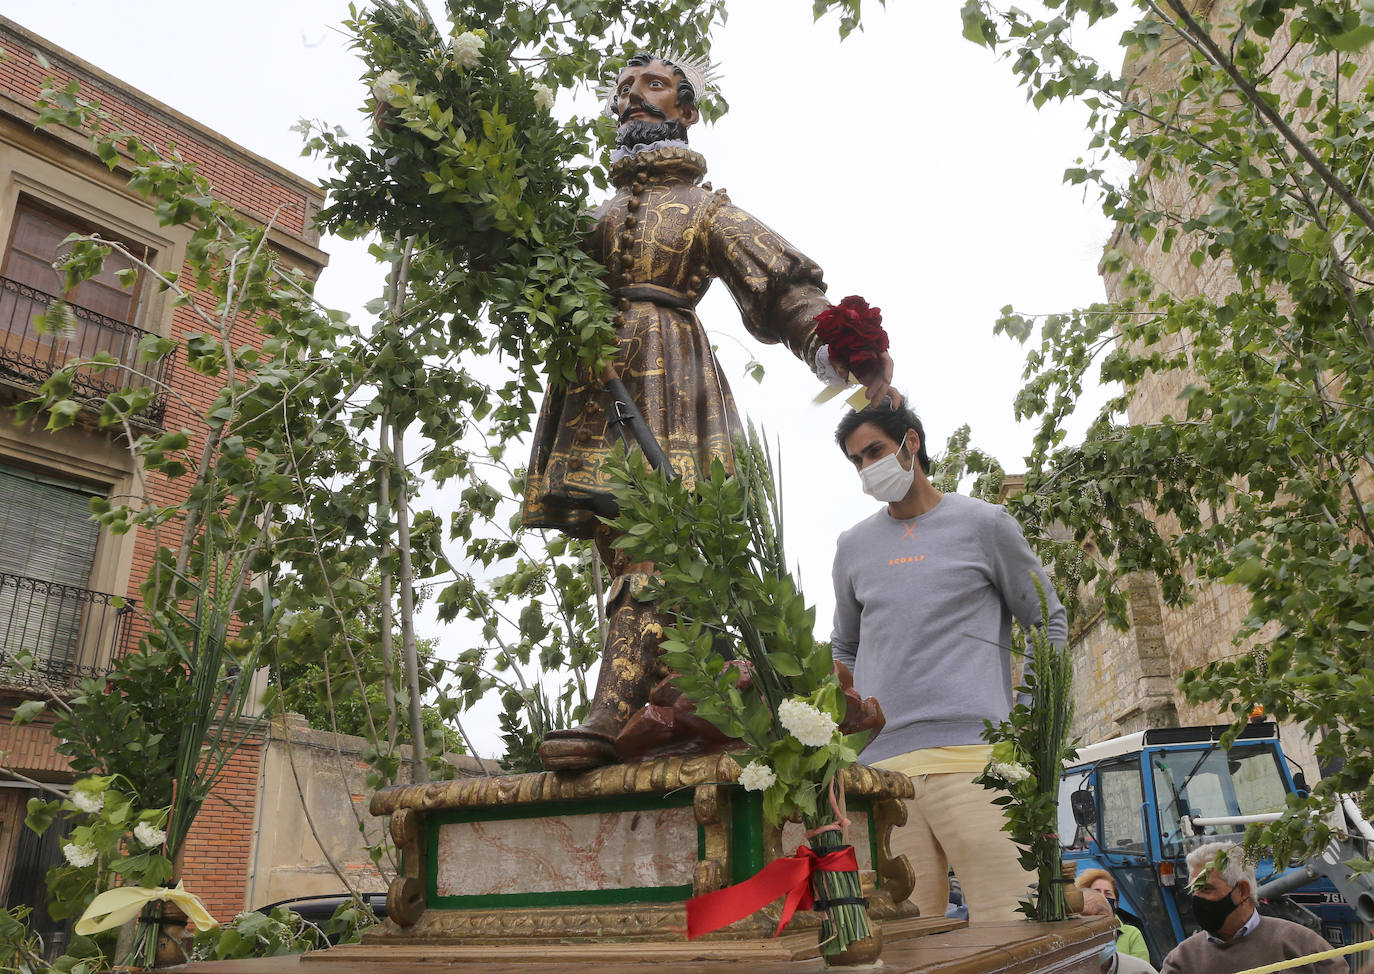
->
<box><xmin>532</xmin><ymin>83</ymin><xmax>554</xmax><ymax>112</ymax></box>
<box><xmin>70</xmin><ymin>789</ymin><xmax>104</xmax><ymax>815</ymax></box>
<box><xmin>371</xmin><ymin>70</ymin><xmax>404</xmax><ymax>103</ymax></box>
<box><xmin>778</xmin><ymin>698</ymin><xmax>838</xmax><ymax>748</ymax></box>
<box><xmin>134</xmin><ymin>821</ymin><xmax>168</xmax><ymax>848</ymax></box>
<box><xmin>452</xmin><ymin>31</ymin><xmax>484</xmax><ymax>70</ymax></box>
<box><xmin>991</xmin><ymin>761</ymin><xmax>1033</xmax><ymax>784</ymax></box>
<box><xmin>63</xmin><ymin>842</ymin><xmax>98</xmax><ymax>868</ymax></box>
<box><xmin>738</xmin><ymin>761</ymin><xmax>777</xmax><ymax>792</ymax></box>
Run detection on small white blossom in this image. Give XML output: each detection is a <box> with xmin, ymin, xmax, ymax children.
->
<box><xmin>452</xmin><ymin>31</ymin><xmax>485</xmax><ymax>70</ymax></box>
<box><xmin>134</xmin><ymin>821</ymin><xmax>168</xmax><ymax>848</ymax></box>
<box><xmin>70</xmin><ymin>789</ymin><xmax>104</xmax><ymax>815</ymax></box>
<box><xmin>370</xmin><ymin>70</ymin><xmax>405</xmax><ymax>103</ymax></box>
<box><xmin>991</xmin><ymin>761</ymin><xmax>1033</xmax><ymax>784</ymax></box>
<box><xmin>63</xmin><ymin>842</ymin><xmax>98</xmax><ymax>868</ymax></box>
<box><xmin>777</xmin><ymin>698</ymin><xmax>838</xmax><ymax>748</ymax></box>
<box><xmin>532</xmin><ymin>83</ymin><xmax>555</xmax><ymax>112</ymax></box>
<box><xmin>738</xmin><ymin>761</ymin><xmax>777</xmax><ymax>792</ymax></box>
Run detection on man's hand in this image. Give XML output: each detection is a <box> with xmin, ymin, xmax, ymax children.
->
<box><xmin>853</xmin><ymin>351</ymin><xmax>900</xmax><ymax>409</ymax></box>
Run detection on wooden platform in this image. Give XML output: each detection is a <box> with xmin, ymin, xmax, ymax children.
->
<box><xmin>179</xmin><ymin>916</ymin><xmax>1117</xmax><ymax>973</ymax></box>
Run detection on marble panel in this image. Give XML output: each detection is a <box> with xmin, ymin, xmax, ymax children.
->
<box><xmin>435</xmin><ymin>805</ymin><xmax>697</xmax><ymax>897</ymax></box>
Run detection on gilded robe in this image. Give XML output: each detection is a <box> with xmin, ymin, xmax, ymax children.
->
<box><xmin>523</xmin><ymin>145</ymin><xmax>830</xmax><ymax>537</ymax></box>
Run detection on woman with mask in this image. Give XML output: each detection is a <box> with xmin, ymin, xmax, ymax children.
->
<box><xmin>1083</xmin><ymin>891</ymin><xmax>1159</xmax><ymax>973</ymax></box>
<box><xmin>1076</xmin><ymin>867</ymin><xmax>1152</xmax><ymax>962</ymax></box>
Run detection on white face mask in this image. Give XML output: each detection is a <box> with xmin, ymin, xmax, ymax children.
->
<box><xmin>859</xmin><ymin>441</ymin><xmax>915</xmax><ymax>503</ymax></box>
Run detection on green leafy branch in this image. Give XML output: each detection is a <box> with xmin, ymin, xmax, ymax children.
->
<box><xmin>976</xmin><ymin>583</ymin><xmax>1077</xmax><ymax>922</ymax></box>
<box><xmin>960</xmin><ymin>0</ymin><xmax>1374</xmax><ymax>859</ymax></box>
<box><xmin>606</xmin><ymin>430</ymin><xmax>870</xmax><ymax>826</ymax></box>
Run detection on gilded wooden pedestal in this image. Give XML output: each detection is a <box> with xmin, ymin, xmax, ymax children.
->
<box><xmin>362</xmin><ymin>754</ymin><xmax>918</xmax><ymax>945</ymax></box>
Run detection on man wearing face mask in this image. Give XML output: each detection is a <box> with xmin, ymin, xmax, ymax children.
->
<box><xmin>830</xmin><ymin>400</ymin><xmax>1067</xmax><ymax>924</ymax></box>
<box><xmin>1161</xmin><ymin>841</ymin><xmax>1344</xmax><ymax>973</ymax></box>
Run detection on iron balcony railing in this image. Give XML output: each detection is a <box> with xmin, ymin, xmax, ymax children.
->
<box><xmin>0</xmin><ymin>570</ymin><xmax>137</xmax><ymax>692</ymax></box>
<box><xmin>0</xmin><ymin>274</ymin><xmax>171</xmax><ymax>426</ymax></box>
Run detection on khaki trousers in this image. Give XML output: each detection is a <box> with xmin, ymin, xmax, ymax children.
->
<box><xmin>890</xmin><ymin>771</ymin><xmax>1031</xmax><ymax>925</ymax></box>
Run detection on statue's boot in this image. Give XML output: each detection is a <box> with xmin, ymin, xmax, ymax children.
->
<box><xmin>539</xmin><ymin>584</ymin><xmax>664</xmax><ymax>772</ymax></box>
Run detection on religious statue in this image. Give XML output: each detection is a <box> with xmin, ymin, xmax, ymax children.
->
<box><xmin>524</xmin><ymin>51</ymin><xmax>896</xmax><ymax>772</ymax></box>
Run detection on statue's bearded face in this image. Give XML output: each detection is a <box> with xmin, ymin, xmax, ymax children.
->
<box><xmin>612</xmin><ymin>61</ymin><xmax>698</xmax><ymax>139</ymax></box>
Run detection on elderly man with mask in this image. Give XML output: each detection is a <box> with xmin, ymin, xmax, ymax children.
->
<box><xmin>1161</xmin><ymin>841</ymin><xmax>1344</xmax><ymax>973</ymax></box>
<box><xmin>527</xmin><ymin>52</ymin><xmax>897</xmax><ymax>771</ymax></box>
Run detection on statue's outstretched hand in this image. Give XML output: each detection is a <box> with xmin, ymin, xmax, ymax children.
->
<box><xmin>854</xmin><ymin>351</ymin><xmax>900</xmax><ymax>409</ymax></box>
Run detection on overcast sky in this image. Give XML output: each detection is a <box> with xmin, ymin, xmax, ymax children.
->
<box><xmin>6</xmin><ymin>1</ymin><xmax>1118</xmax><ymax>757</ymax></box>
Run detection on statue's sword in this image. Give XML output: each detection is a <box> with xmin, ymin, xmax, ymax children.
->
<box><xmin>600</xmin><ymin>363</ymin><xmax>673</xmax><ymax>475</ymax></box>
<box><xmin>598</xmin><ymin>363</ymin><xmax>735</xmax><ymax>661</ymax></box>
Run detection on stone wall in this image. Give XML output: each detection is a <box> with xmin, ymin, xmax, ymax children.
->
<box><xmin>247</xmin><ymin>715</ymin><xmax>394</xmax><ymax>908</ymax></box>
<box><xmin>246</xmin><ymin>714</ymin><xmax>498</xmax><ymax>910</ymax></box>
<box><xmin>1067</xmin><ymin>574</ymin><xmax>1176</xmax><ymax>745</ymax></box>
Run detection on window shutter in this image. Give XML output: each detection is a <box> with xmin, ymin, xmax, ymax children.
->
<box><xmin>0</xmin><ymin>464</ymin><xmax>100</xmax><ymax>670</ymax></box>
<box><xmin>1</xmin><ymin>201</ymin><xmax>154</xmax><ymax>404</ymax></box>
<box><xmin>2</xmin><ymin>204</ymin><xmax>139</xmax><ymax>323</ymax></box>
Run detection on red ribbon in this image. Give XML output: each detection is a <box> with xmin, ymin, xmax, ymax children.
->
<box><xmin>685</xmin><ymin>845</ymin><xmax>859</xmax><ymax>940</ymax></box>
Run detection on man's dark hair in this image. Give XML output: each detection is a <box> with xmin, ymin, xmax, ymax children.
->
<box><xmin>834</xmin><ymin>399</ymin><xmax>931</xmax><ymax>474</ymax></box>
<box><xmin>624</xmin><ymin>51</ymin><xmax>697</xmax><ymax>108</ymax></box>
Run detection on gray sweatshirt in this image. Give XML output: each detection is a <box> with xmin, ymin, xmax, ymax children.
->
<box><xmin>830</xmin><ymin>492</ymin><xmax>1068</xmax><ymax>763</ymax></box>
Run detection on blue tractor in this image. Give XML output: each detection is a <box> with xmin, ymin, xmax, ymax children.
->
<box><xmin>1059</xmin><ymin>721</ymin><xmax>1374</xmax><ymax>968</ymax></box>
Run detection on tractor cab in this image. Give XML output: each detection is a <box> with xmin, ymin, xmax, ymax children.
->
<box><xmin>1058</xmin><ymin>722</ymin><xmax>1361</xmax><ymax>967</ymax></box>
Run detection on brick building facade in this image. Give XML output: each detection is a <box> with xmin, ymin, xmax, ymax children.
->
<box><xmin>0</xmin><ymin>15</ymin><xmax>329</xmax><ymax>943</ymax></box>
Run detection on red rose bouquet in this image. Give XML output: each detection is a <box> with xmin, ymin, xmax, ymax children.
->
<box><xmin>814</xmin><ymin>295</ymin><xmax>889</xmax><ymax>377</ymax></box>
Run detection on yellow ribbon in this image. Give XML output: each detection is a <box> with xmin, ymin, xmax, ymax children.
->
<box><xmin>811</xmin><ymin>382</ymin><xmax>872</xmax><ymax>409</ymax></box>
<box><xmin>845</xmin><ymin>386</ymin><xmax>872</xmax><ymax>409</ymax></box>
<box><xmin>812</xmin><ymin>382</ymin><xmax>849</xmax><ymax>405</ymax></box>
<box><xmin>74</xmin><ymin>881</ymin><xmax>218</xmax><ymax>936</ymax></box>
<box><xmin>1230</xmin><ymin>936</ymin><xmax>1374</xmax><ymax>974</ymax></box>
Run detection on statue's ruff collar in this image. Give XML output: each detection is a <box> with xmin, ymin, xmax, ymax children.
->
<box><xmin>609</xmin><ymin>144</ymin><xmax>708</xmax><ymax>187</ymax></box>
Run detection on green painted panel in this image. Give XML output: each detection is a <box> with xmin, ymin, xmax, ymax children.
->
<box><xmin>430</xmin><ymin>882</ymin><xmax>695</xmax><ymax>910</ymax></box>
<box><xmin>730</xmin><ymin>790</ymin><xmax>766</xmax><ymax>883</ymax></box>
<box><xmin>414</xmin><ymin>781</ymin><xmax>887</xmax><ymax>911</ymax></box>
<box><xmin>425</xmin><ymin>790</ymin><xmax>701</xmax><ymax>910</ymax></box>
